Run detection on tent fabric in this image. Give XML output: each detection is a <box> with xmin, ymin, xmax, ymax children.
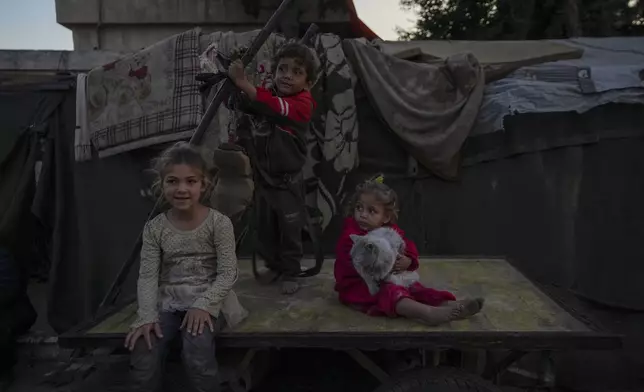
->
<box><xmin>10</xmin><ymin>76</ymin><xmax>154</xmax><ymax>332</ymax></box>
<box><xmin>0</xmin><ymin>123</ymin><xmax>21</xmax><ymax>169</ymax></box>
<box><xmin>542</xmin><ymin>37</ymin><xmax>644</xmax><ymax>93</ymax></box>
<box><xmin>473</xmin><ymin>37</ymin><xmax>644</xmax><ymax>136</ymax></box>
<box><xmin>376</xmin><ymin>39</ymin><xmax>583</xmax><ymax>83</ymax></box>
<box><xmin>74</xmin><ymin>73</ymin><xmax>92</xmax><ymax>162</ymax></box>
<box><xmin>376</xmin><ymin>39</ymin><xmax>583</xmax><ymax>66</ymax></box>
<box><xmin>0</xmin><ymin>247</ymin><xmax>36</xmax><ymax>378</ymax></box>
<box><xmin>552</xmin><ymin>37</ymin><xmax>644</xmax><ymax>69</ymax></box>
<box><xmin>463</xmin><ymin>103</ymin><xmax>644</xmax><ymax>165</ymax></box>
<box><xmin>0</xmin><ymin>79</ymin><xmax>79</xmax><ymax>333</ymax></box>
<box><xmin>0</xmin><ymin>88</ymin><xmax>65</xmax><ymax>248</ymax></box>
<box><xmin>345</xmin><ymin>0</ymin><xmax>379</xmax><ymax>40</ymax></box>
<box><xmin>0</xmin><ymin>133</ymin><xmax>38</xmax><ymax>247</ymax></box>
<box><xmin>343</xmin><ymin>39</ymin><xmax>485</xmax><ymax>180</ymax></box>
<box><xmin>0</xmin><ymin>90</ymin><xmax>47</xmax><ymax>167</ymax></box>
<box><xmin>34</xmin><ymin>100</ymin><xmax>156</xmax><ymax>332</ymax></box>
<box><xmin>375</xmin><ymin>37</ymin><xmax>644</xmax><ymax>137</ymax></box>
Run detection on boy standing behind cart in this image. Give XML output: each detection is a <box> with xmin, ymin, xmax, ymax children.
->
<box><xmin>227</xmin><ymin>42</ymin><xmax>318</xmax><ymax>295</ymax></box>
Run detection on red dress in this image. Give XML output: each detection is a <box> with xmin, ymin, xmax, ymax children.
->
<box><xmin>334</xmin><ymin>217</ymin><xmax>456</xmax><ymax>317</ymax></box>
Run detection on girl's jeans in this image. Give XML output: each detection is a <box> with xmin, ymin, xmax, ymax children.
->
<box><xmin>130</xmin><ymin>311</ymin><xmax>220</xmax><ymax>392</ymax></box>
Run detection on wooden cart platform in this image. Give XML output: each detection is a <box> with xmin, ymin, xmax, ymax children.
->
<box><xmin>59</xmin><ymin>257</ymin><xmax>620</xmax><ymax>351</ymax></box>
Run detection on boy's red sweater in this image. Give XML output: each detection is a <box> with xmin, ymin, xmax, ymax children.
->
<box><xmin>334</xmin><ymin>217</ymin><xmax>420</xmax><ymax>306</ymax></box>
<box><xmin>241</xmin><ymin>87</ymin><xmax>316</xmax><ymax>178</ymax></box>
<box><xmin>255</xmin><ymin>87</ymin><xmax>315</xmax><ymax>134</ymax></box>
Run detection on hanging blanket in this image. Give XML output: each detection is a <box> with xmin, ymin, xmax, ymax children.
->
<box><xmin>75</xmin><ymin>73</ymin><xmax>92</xmax><ymax>162</ymax></box>
<box><xmin>87</xmin><ymin>29</ymin><xmax>203</xmax><ymax>158</ymax></box>
<box><xmin>343</xmin><ymin>39</ymin><xmax>485</xmax><ymax>180</ymax></box>
<box><xmin>308</xmin><ymin>34</ymin><xmax>360</xmax><ymax>229</ymax></box>
<box><xmin>200</xmin><ymin>32</ymin><xmax>359</xmax><ymax>230</ymax></box>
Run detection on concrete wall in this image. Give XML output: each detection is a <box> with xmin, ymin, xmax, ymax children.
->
<box><xmin>0</xmin><ymin>50</ymin><xmax>122</xmax><ymax>85</ymax></box>
<box><xmin>56</xmin><ymin>0</ymin><xmax>351</xmax><ymax>51</ymax></box>
<box><xmin>0</xmin><ymin>50</ymin><xmax>122</xmax><ymax>73</ymax></box>
<box><xmin>2</xmin><ymin>0</ymin><xmax>355</xmax><ymax>82</ymax></box>
<box><xmin>69</xmin><ymin>24</ymin><xmax>276</xmax><ymax>52</ymax></box>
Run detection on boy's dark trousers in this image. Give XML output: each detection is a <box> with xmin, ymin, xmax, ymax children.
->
<box><xmin>130</xmin><ymin>311</ymin><xmax>220</xmax><ymax>392</ymax></box>
<box><xmin>256</xmin><ymin>177</ymin><xmax>305</xmax><ymax>277</ymax></box>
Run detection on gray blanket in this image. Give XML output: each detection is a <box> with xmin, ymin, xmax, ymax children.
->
<box><xmin>343</xmin><ymin>39</ymin><xmax>485</xmax><ymax>180</ymax></box>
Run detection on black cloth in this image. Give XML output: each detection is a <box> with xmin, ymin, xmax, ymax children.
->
<box><xmin>0</xmin><ymin>248</ymin><xmax>36</xmax><ymax>379</ymax></box>
<box><xmin>0</xmin><ymin>86</ymin><xmax>56</xmax><ymax>378</ymax></box>
<box><xmin>32</xmin><ymin>84</ymin><xmax>89</xmax><ymax>332</ymax></box>
<box><xmin>23</xmin><ymin>77</ymin><xmax>155</xmax><ymax>333</ymax></box>
<box><xmin>0</xmin><ymin>86</ymin><xmax>57</xmax><ymax>354</ymax></box>
<box><xmin>0</xmin><ymin>132</ymin><xmax>38</xmax><ymax>247</ymax></box>
<box><xmin>35</xmin><ymin>128</ymin><xmax>156</xmax><ymax>332</ymax></box>
<box><xmin>0</xmin><ymin>90</ymin><xmax>43</xmax><ymax>167</ymax></box>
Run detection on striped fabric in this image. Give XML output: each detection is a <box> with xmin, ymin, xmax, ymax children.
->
<box><xmin>87</xmin><ymin>29</ymin><xmax>203</xmax><ymax>158</ymax></box>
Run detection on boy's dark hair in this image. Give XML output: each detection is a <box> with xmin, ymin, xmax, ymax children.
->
<box><xmin>272</xmin><ymin>42</ymin><xmax>320</xmax><ymax>83</ymax></box>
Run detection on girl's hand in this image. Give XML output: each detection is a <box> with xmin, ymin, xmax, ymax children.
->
<box><xmin>228</xmin><ymin>60</ymin><xmax>247</xmax><ymax>86</ymax></box>
<box><xmin>124</xmin><ymin>322</ymin><xmax>163</xmax><ymax>351</ymax></box>
<box><xmin>394</xmin><ymin>255</ymin><xmax>412</xmax><ymax>272</ymax></box>
<box><xmin>181</xmin><ymin>308</ymin><xmax>214</xmax><ymax>336</ymax></box>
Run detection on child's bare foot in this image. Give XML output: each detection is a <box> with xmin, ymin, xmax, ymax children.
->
<box><xmin>281</xmin><ymin>277</ymin><xmax>300</xmax><ymax>295</ymax></box>
<box><xmin>395</xmin><ymin>298</ymin><xmax>454</xmax><ymax>326</ymax></box>
<box><xmin>257</xmin><ymin>270</ymin><xmax>281</xmax><ymax>285</ymax></box>
<box><xmin>446</xmin><ymin>297</ymin><xmax>484</xmax><ymax>321</ymax></box>
<box><xmin>395</xmin><ymin>297</ymin><xmax>484</xmax><ymax>327</ymax></box>
<box><xmin>414</xmin><ymin>306</ymin><xmax>457</xmax><ymax>326</ymax></box>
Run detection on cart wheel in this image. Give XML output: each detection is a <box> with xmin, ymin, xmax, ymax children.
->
<box><xmin>373</xmin><ymin>368</ymin><xmax>503</xmax><ymax>392</ymax></box>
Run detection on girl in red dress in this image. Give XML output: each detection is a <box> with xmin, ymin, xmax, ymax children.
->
<box><xmin>334</xmin><ymin>177</ymin><xmax>484</xmax><ymax>326</ymax></box>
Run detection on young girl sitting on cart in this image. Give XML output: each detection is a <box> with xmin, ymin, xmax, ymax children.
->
<box><xmin>334</xmin><ymin>176</ymin><xmax>484</xmax><ymax>326</ymax></box>
<box><xmin>124</xmin><ymin>142</ymin><xmax>246</xmax><ymax>392</ymax></box>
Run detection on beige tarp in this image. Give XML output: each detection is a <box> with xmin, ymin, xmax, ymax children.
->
<box><xmin>377</xmin><ymin>40</ymin><xmax>583</xmax><ymax>82</ymax></box>
<box><xmin>343</xmin><ymin>39</ymin><xmax>486</xmax><ymax>180</ymax></box>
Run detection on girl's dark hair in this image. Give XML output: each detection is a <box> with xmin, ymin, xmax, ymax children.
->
<box><xmin>272</xmin><ymin>41</ymin><xmax>320</xmax><ymax>83</ymax></box>
<box><xmin>151</xmin><ymin>142</ymin><xmax>212</xmax><ymax>199</ymax></box>
<box><xmin>347</xmin><ymin>176</ymin><xmax>400</xmax><ymax>223</ymax></box>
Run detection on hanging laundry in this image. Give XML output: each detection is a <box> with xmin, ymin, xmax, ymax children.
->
<box><xmin>87</xmin><ymin>29</ymin><xmax>203</xmax><ymax>158</ymax></box>
<box><xmin>343</xmin><ymin>39</ymin><xmax>485</xmax><ymax>180</ymax></box>
<box><xmin>74</xmin><ymin>73</ymin><xmax>92</xmax><ymax>162</ymax></box>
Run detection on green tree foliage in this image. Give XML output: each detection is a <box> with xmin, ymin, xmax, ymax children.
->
<box><xmin>399</xmin><ymin>0</ymin><xmax>644</xmax><ymax>40</ymax></box>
